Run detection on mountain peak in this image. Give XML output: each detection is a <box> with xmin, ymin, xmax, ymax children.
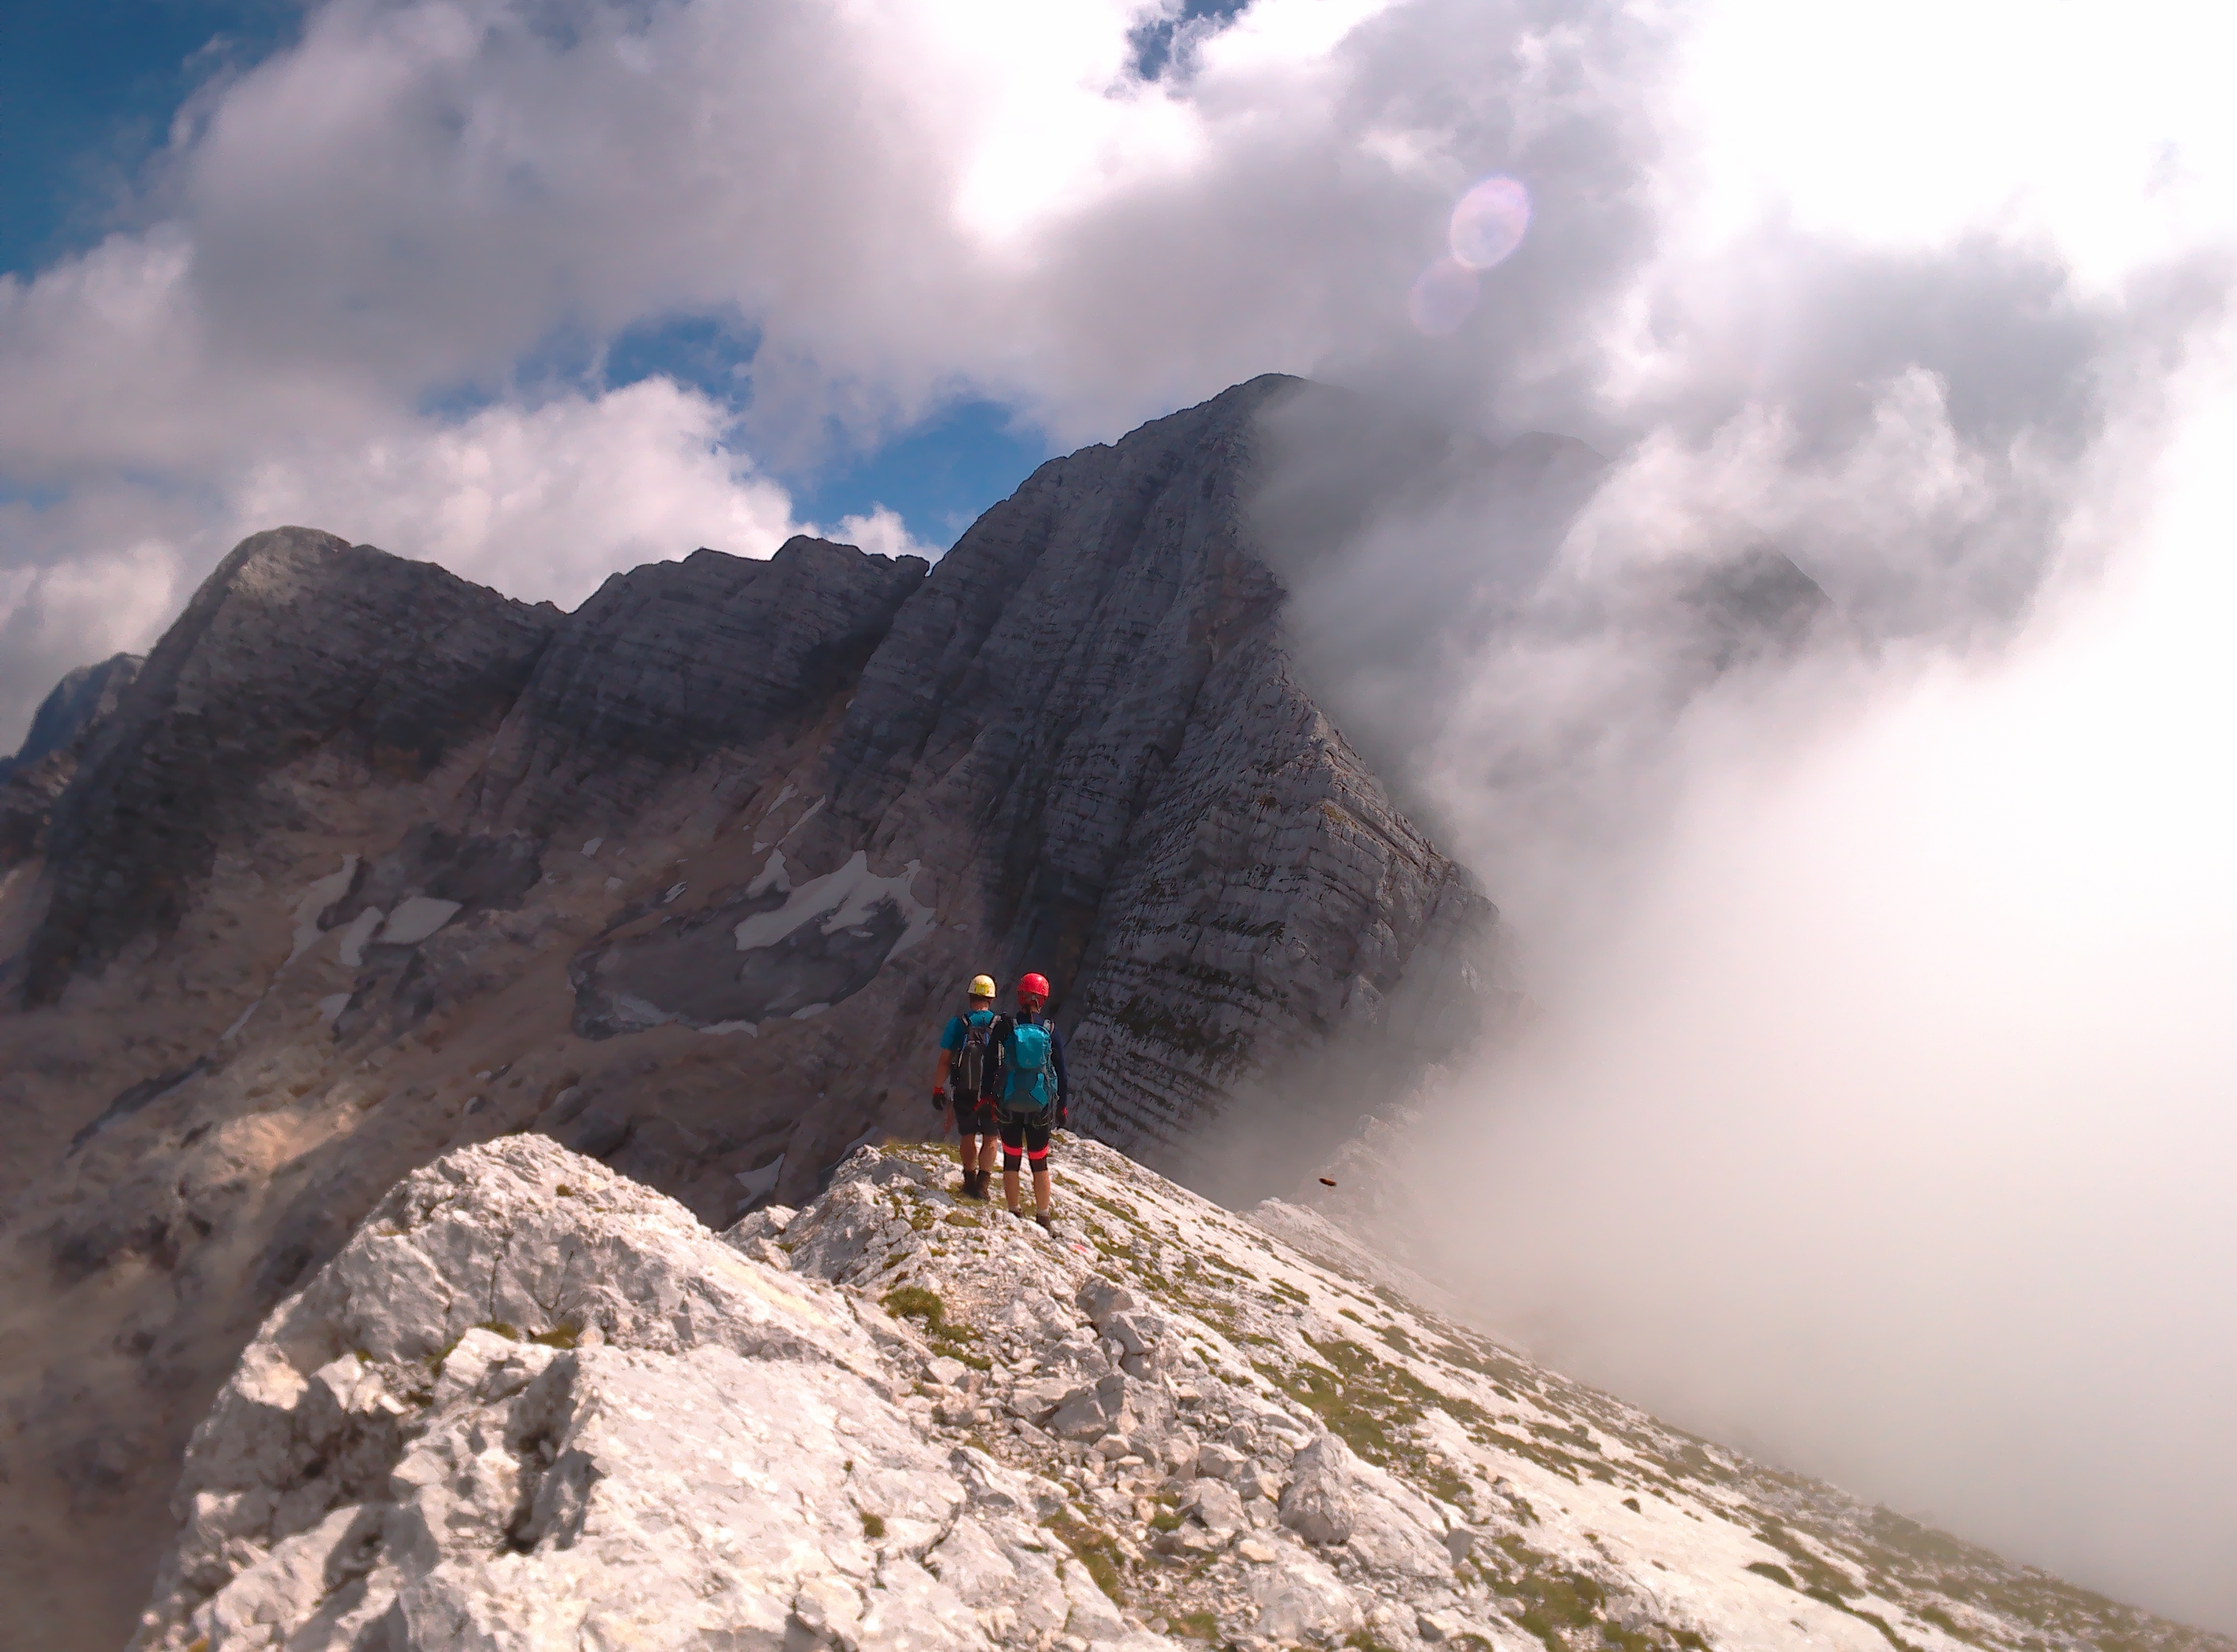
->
<box><xmin>0</xmin><ymin>387</ymin><xmax>1487</xmax><ymax>1644</ymax></box>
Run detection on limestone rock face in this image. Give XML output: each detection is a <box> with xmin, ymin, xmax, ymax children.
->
<box><xmin>469</xmin><ymin>537</ymin><xmax>930</xmax><ymax>833</ymax></box>
<box><xmin>0</xmin><ymin>380</ymin><xmax>1494</xmax><ymax>1646</ymax></box>
<box><xmin>775</xmin><ymin>374</ymin><xmax>1493</xmax><ymax>1163</ymax></box>
<box><xmin>523</xmin><ymin>375</ymin><xmax>1494</xmax><ymax>1172</ymax></box>
<box><xmin>131</xmin><ymin>1135</ymin><xmax>2227</xmax><ymax>1652</ymax></box>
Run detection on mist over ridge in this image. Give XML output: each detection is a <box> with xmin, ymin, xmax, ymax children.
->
<box><xmin>1239</xmin><ymin>323</ymin><xmax>2237</xmax><ymax>1633</ymax></box>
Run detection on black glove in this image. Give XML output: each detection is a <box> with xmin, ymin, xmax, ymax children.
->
<box><xmin>931</xmin><ymin>1087</ymin><xmax>949</xmax><ymax>1111</ymax></box>
<box><xmin>1057</xmin><ymin>1099</ymin><xmax>1069</xmax><ymax>1130</ymax></box>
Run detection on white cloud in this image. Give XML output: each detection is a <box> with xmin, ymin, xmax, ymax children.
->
<box><xmin>0</xmin><ymin>541</ymin><xmax>184</xmax><ymax>739</ymax></box>
<box><xmin>0</xmin><ymin>0</ymin><xmax>1667</xmax><ymax>485</ymax></box>
<box><xmin>226</xmin><ymin>378</ymin><xmax>804</xmax><ymax>604</ymax></box>
<box><xmin>1676</xmin><ymin>0</ymin><xmax>2237</xmax><ymax>283</ymax></box>
<box><xmin>822</xmin><ymin>504</ymin><xmax>936</xmax><ymax>565</ymax></box>
<box><xmin>1409</xmin><ymin>320</ymin><xmax>2237</xmax><ymax>1630</ymax></box>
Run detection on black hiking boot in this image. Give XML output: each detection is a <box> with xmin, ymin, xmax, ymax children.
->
<box><xmin>1035</xmin><ymin>1210</ymin><xmax>1054</xmax><ymax>1233</ymax></box>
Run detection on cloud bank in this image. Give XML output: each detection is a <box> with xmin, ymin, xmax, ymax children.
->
<box><xmin>1211</xmin><ymin>8</ymin><xmax>2237</xmax><ymax>1627</ymax></box>
<box><xmin>1378</xmin><ymin>322</ymin><xmax>2237</xmax><ymax>1631</ymax></box>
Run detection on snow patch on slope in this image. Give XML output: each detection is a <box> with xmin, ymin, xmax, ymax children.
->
<box><xmin>733</xmin><ymin>851</ymin><xmax>937</xmax><ymax>959</ymax></box>
<box><xmin>285</xmin><ymin>856</ymin><xmax>358</xmax><ymax>964</ymax></box>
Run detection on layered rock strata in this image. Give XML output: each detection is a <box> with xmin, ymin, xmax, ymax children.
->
<box><xmin>133</xmin><ymin>1135</ymin><xmax>2231</xmax><ymax>1652</ymax></box>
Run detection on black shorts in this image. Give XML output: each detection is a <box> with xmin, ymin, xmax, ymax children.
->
<box><xmin>998</xmin><ymin>1112</ymin><xmax>1053</xmax><ymax>1163</ymax></box>
<box><xmin>955</xmin><ymin>1095</ymin><xmax>999</xmax><ymax>1136</ymax></box>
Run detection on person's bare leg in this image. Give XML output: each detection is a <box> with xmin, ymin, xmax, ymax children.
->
<box><xmin>1004</xmin><ymin>1161</ymin><xmax>1023</xmax><ymax>1213</ymax></box>
<box><xmin>975</xmin><ymin>1136</ymin><xmax>1000</xmax><ymax>1184</ymax></box>
<box><xmin>1032</xmin><ymin>1166</ymin><xmax>1052</xmax><ymax>1217</ymax></box>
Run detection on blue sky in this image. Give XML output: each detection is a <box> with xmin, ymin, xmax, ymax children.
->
<box><xmin>0</xmin><ymin>0</ymin><xmax>1051</xmax><ymax>553</ymax></box>
<box><xmin>0</xmin><ymin>0</ymin><xmax>299</xmax><ymax>275</ymax></box>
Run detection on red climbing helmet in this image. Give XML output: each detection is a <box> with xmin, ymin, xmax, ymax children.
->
<box><xmin>1017</xmin><ymin>972</ymin><xmax>1051</xmax><ymax>1004</ymax></box>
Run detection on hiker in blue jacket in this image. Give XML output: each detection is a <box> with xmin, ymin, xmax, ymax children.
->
<box><xmin>994</xmin><ymin>971</ymin><xmax>1068</xmax><ymax>1231</ymax></box>
<box><xmin>935</xmin><ymin>974</ymin><xmax>1002</xmax><ymax>1200</ymax></box>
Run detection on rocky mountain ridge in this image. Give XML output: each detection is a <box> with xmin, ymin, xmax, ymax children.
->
<box><xmin>134</xmin><ymin>1133</ymin><xmax>2232</xmax><ymax>1652</ymax></box>
<box><xmin>0</xmin><ymin>376</ymin><xmax>1492</xmax><ymax>1645</ymax></box>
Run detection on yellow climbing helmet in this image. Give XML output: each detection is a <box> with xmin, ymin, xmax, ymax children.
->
<box><xmin>968</xmin><ymin>974</ymin><xmax>998</xmax><ymax>1000</ymax></box>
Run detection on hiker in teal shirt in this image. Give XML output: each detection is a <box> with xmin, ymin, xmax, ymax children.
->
<box><xmin>994</xmin><ymin>971</ymin><xmax>1068</xmax><ymax>1230</ymax></box>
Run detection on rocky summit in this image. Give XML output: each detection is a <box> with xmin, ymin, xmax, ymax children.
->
<box><xmin>133</xmin><ymin>1135</ymin><xmax>2225</xmax><ymax>1652</ymax></box>
<box><xmin>0</xmin><ymin>377</ymin><xmax>1495</xmax><ymax>1645</ymax></box>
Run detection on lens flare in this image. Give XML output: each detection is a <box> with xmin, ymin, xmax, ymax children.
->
<box><xmin>1449</xmin><ymin>175</ymin><xmax>1531</xmax><ymax>270</ymax></box>
<box><xmin>1407</xmin><ymin>256</ymin><xmax>1480</xmax><ymax>335</ymax></box>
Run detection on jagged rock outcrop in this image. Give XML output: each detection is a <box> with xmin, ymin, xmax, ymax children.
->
<box><xmin>0</xmin><ymin>379</ymin><xmax>1500</xmax><ymax>1647</ymax></box>
<box><xmin>132</xmin><ymin>1135</ymin><xmax>2232</xmax><ymax>1652</ymax></box>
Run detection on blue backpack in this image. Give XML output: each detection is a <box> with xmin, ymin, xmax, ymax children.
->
<box><xmin>1004</xmin><ymin>1018</ymin><xmax>1054</xmax><ymax>1112</ymax></box>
